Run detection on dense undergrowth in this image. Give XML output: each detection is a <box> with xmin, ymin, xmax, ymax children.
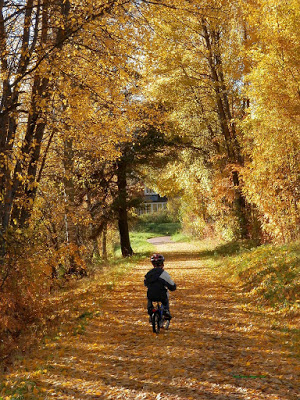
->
<box><xmin>133</xmin><ymin>212</ymin><xmax>181</xmax><ymax>237</ymax></box>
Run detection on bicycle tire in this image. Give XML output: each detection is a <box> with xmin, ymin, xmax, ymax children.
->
<box><xmin>152</xmin><ymin>311</ymin><xmax>160</xmax><ymax>334</ymax></box>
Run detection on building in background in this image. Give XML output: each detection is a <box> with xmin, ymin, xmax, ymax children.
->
<box><xmin>138</xmin><ymin>187</ymin><xmax>167</xmax><ymax>214</ymax></box>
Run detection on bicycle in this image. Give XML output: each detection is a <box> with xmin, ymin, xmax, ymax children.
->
<box><xmin>151</xmin><ymin>302</ymin><xmax>170</xmax><ymax>334</ymax></box>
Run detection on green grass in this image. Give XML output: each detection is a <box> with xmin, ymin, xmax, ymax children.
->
<box><xmin>219</xmin><ymin>241</ymin><xmax>300</xmax><ymax>310</ymax></box>
<box><xmin>130</xmin><ymin>231</ymin><xmax>156</xmax><ymax>254</ymax></box>
<box><xmin>114</xmin><ymin>220</ymin><xmax>181</xmax><ymax>257</ymax></box>
<box><xmin>0</xmin><ymin>378</ymin><xmax>38</xmax><ymax>399</ymax></box>
<box><xmin>133</xmin><ymin>212</ymin><xmax>181</xmax><ymax>237</ymax></box>
<box><xmin>134</xmin><ymin>221</ymin><xmax>181</xmax><ymax>236</ymax></box>
<box><xmin>114</xmin><ymin>231</ymin><xmax>156</xmax><ymax>258</ymax></box>
<box><xmin>171</xmin><ymin>231</ymin><xmax>192</xmax><ymax>242</ymax></box>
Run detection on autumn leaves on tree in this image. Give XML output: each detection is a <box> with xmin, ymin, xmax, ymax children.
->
<box><xmin>0</xmin><ymin>0</ymin><xmax>299</xmax><ymax>349</ymax></box>
<box><xmin>141</xmin><ymin>0</ymin><xmax>299</xmax><ymax>242</ymax></box>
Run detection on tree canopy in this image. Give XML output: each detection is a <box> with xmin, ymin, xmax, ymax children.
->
<box><xmin>0</xmin><ymin>0</ymin><xmax>299</xmax><ymax>341</ymax></box>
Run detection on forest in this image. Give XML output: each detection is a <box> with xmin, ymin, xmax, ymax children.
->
<box><xmin>0</xmin><ymin>0</ymin><xmax>299</xmax><ymax>397</ymax></box>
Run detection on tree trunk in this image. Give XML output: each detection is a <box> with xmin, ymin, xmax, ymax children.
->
<box><xmin>19</xmin><ymin>78</ymin><xmax>49</xmax><ymax>227</ymax></box>
<box><xmin>102</xmin><ymin>222</ymin><xmax>107</xmax><ymax>260</ymax></box>
<box><xmin>116</xmin><ymin>157</ymin><xmax>133</xmax><ymax>257</ymax></box>
<box><xmin>0</xmin><ymin>0</ymin><xmax>48</xmax><ymax>253</ymax></box>
<box><xmin>63</xmin><ymin>136</ymin><xmax>82</xmax><ymax>274</ymax></box>
<box><xmin>202</xmin><ymin>19</ymin><xmax>250</xmax><ymax>239</ymax></box>
<box><xmin>92</xmin><ymin>238</ymin><xmax>100</xmax><ymax>259</ymax></box>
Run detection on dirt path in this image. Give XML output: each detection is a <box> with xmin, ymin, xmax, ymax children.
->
<box><xmin>1</xmin><ymin>241</ymin><xmax>299</xmax><ymax>399</ymax></box>
<box><xmin>147</xmin><ymin>236</ymin><xmax>174</xmax><ymax>245</ymax></box>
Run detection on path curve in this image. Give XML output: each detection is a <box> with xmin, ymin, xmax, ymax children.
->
<box><xmin>147</xmin><ymin>236</ymin><xmax>173</xmax><ymax>245</ymax></box>
<box><xmin>1</xmin><ymin>240</ymin><xmax>299</xmax><ymax>399</ymax></box>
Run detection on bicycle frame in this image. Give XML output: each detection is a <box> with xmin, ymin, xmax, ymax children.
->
<box><xmin>151</xmin><ymin>302</ymin><xmax>170</xmax><ymax>333</ymax></box>
<box><xmin>152</xmin><ymin>302</ymin><xmax>164</xmax><ymax>318</ymax></box>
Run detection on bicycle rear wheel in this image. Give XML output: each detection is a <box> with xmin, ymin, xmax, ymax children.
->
<box><xmin>152</xmin><ymin>311</ymin><xmax>160</xmax><ymax>334</ymax></box>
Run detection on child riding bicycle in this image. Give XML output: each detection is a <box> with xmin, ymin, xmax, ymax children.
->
<box><xmin>144</xmin><ymin>253</ymin><xmax>176</xmax><ymax>321</ymax></box>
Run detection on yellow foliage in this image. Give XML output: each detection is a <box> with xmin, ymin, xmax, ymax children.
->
<box><xmin>241</xmin><ymin>0</ymin><xmax>300</xmax><ymax>241</ymax></box>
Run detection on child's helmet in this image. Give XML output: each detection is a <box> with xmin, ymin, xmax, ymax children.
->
<box><xmin>151</xmin><ymin>253</ymin><xmax>165</xmax><ymax>267</ymax></box>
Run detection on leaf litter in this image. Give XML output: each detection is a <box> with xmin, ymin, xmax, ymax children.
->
<box><xmin>0</xmin><ymin>241</ymin><xmax>299</xmax><ymax>399</ymax></box>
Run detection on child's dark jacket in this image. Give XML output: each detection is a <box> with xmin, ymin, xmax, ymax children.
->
<box><xmin>144</xmin><ymin>268</ymin><xmax>176</xmax><ymax>301</ymax></box>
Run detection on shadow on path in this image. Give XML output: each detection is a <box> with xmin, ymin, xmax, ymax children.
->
<box><xmin>2</xmin><ymin>240</ymin><xmax>299</xmax><ymax>400</ymax></box>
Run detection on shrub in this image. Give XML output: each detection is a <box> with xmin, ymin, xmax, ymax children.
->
<box><xmin>0</xmin><ymin>229</ymin><xmax>53</xmax><ymax>359</ymax></box>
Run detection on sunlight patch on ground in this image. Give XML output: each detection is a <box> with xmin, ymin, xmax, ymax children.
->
<box><xmin>0</xmin><ymin>240</ymin><xmax>299</xmax><ymax>399</ymax></box>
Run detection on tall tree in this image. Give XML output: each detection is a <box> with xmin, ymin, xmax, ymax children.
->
<box><xmin>138</xmin><ymin>0</ymin><xmax>254</xmax><ymax>239</ymax></box>
<box><xmin>116</xmin><ymin>149</ymin><xmax>134</xmax><ymax>257</ymax></box>
<box><xmin>240</xmin><ymin>0</ymin><xmax>300</xmax><ymax>241</ymax></box>
<box><xmin>0</xmin><ymin>0</ymin><xmax>139</xmax><ymax>257</ymax></box>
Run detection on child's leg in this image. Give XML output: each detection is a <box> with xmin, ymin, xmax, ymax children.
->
<box><xmin>147</xmin><ymin>298</ymin><xmax>153</xmax><ymax>315</ymax></box>
<box><xmin>162</xmin><ymin>298</ymin><xmax>169</xmax><ymax>311</ymax></box>
<box><xmin>162</xmin><ymin>298</ymin><xmax>172</xmax><ymax>319</ymax></box>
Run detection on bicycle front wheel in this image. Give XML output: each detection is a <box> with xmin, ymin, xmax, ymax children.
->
<box><xmin>152</xmin><ymin>311</ymin><xmax>160</xmax><ymax>334</ymax></box>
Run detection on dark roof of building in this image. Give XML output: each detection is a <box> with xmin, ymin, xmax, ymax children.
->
<box><xmin>144</xmin><ymin>193</ymin><xmax>167</xmax><ymax>203</ymax></box>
